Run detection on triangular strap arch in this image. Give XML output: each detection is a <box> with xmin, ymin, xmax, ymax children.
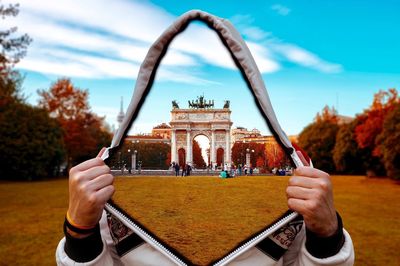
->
<box><xmin>101</xmin><ymin>9</ymin><xmax>303</xmax><ymax>168</ymax></box>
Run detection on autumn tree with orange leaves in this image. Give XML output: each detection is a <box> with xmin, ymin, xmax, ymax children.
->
<box><xmin>354</xmin><ymin>88</ymin><xmax>399</xmax><ymax>176</ymax></box>
<box><xmin>264</xmin><ymin>141</ymin><xmax>285</xmax><ymax>169</ymax></box>
<box><xmin>38</xmin><ymin>78</ymin><xmax>112</xmax><ymax>170</ymax></box>
<box><xmin>355</xmin><ymin>89</ymin><xmax>399</xmax><ymax>156</ymax></box>
<box><xmin>231</xmin><ymin>142</ymin><xmax>265</xmax><ymax>169</ymax></box>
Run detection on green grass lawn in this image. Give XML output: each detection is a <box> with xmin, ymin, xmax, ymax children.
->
<box><xmin>0</xmin><ymin>175</ymin><xmax>399</xmax><ymax>265</ymax></box>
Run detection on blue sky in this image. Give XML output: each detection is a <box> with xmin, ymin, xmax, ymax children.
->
<box><xmin>5</xmin><ymin>0</ymin><xmax>400</xmax><ymax>135</ymax></box>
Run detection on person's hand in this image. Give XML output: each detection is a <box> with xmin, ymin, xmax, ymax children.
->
<box><xmin>286</xmin><ymin>152</ymin><xmax>338</xmax><ymax>237</ymax></box>
<box><xmin>67</xmin><ymin>148</ymin><xmax>114</xmax><ymax>236</ymax></box>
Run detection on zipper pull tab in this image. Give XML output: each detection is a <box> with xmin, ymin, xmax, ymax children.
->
<box><xmin>100</xmin><ymin>147</ymin><xmax>111</xmax><ymax>161</ymax></box>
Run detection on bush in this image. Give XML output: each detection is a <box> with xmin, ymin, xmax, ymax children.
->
<box><xmin>378</xmin><ymin>104</ymin><xmax>400</xmax><ymax>179</ymax></box>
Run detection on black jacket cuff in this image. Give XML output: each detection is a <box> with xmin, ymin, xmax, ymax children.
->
<box><xmin>64</xmin><ymin>223</ymin><xmax>103</xmax><ymax>262</ymax></box>
<box><xmin>305</xmin><ymin>212</ymin><xmax>345</xmax><ymax>258</ymax></box>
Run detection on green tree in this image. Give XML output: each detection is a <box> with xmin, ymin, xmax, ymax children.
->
<box><xmin>333</xmin><ymin>120</ymin><xmax>365</xmax><ymax>174</ymax></box>
<box><xmin>135</xmin><ymin>142</ymin><xmax>170</xmax><ymax>169</ymax></box>
<box><xmin>0</xmin><ymin>100</ymin><xmax>65</xmax><ymax>180</ymax></box>
<box><xmin>378</xmin><ymin>103</ymin><xmax>400</xmax><ymax>179</ymax></box>
<box><xmin>0</xmin><ymin>3</ymin><xmax>65</xmax><ymax>180</ymax></box>
<box><xmin>0</xmin><ymin>2</ymin><xmax>30</xmax><ymax>106</ymax></box>
<box><xmin>0</xmin><ymin>69</ymin><xmax>23</xmax><ymax>107</ymax></box>
<box><xmin>298</xmin><ymin>106</ymin><xmax>339</xmax><ymax>173</ymax></box>
<box><xmin>107</xmin><ymin>141</ymin><xmax>171</xmax><ymax>170</ymax></box>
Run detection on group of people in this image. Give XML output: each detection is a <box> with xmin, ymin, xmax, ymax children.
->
<box><xmin>220</xmin><ymin>164</ymin><xmax>254</xmax><ymax>178</ymax></box>
<box><xmin>171</xmin><ymin>162</ymin><xmax>192</xmax><ymax>177</ymax></box>
<box><xmin>219</xmin><ymin>163</ymin><xmax>255</xmax><ymax>178</ymax></box>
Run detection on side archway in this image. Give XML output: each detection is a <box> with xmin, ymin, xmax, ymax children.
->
<box><xmin>216</xmin><ymin>147</ymin><xmax>224</xmax><ymax>167</ymax></box>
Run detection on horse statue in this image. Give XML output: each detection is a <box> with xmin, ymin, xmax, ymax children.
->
<box><xmin>223</xmin><ymin>100</ymin><xmax>230</xmax><ymax>109</ymax></box>
<box><xmin>172</xmin><ymin>100</ymin><xmax>179</xmax><ymax>109</ymax></box>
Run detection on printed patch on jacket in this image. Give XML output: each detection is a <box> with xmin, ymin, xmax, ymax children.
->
<box><xmin>256</xmin><ymin>216</ymin><xmax>303</xmax><ymax>261</ymax></box>
<box><xmin>270</xmin><ymin>218</ymin><xmax>303</xmax><ymax>249</ymax></box>
<box><xmin>107</xmin><ymin>211</ymin><xmax>145</xmax><ymax>257</ymax></box>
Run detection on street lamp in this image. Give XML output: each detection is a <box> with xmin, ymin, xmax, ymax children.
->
<box><xmin>246</xmin><ymin>148</ymin><xmax>250</xmax><ymax>167</ymax></box>
<box><xmin>246</xmin><ymin>148</ymin><xmax>254</xmax><ymax>168</ymax></box>
<box><xmin>127</xmin><ymin>149</ymin><xmax>131</xmax><ymax>174</ymax></box>
<box><xmin>133</xmin><ymin>150</ymin><xmax>137</xmax><ymax>171</ymax></box>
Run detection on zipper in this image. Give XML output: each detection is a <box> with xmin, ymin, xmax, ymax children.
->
<box><xmin>106</xmin><ymin>202</ymin><xmax>298</xmax><ymax>266</ymax></box>
<box><xmin>212</xmin><ymin>212</ymin><xmax>298</xmax><ymax>266</ymax></box>
<box><xmin>105</xmin><ymin>203</ymin><xmax>188</xmax><ymax>266</ymax></box>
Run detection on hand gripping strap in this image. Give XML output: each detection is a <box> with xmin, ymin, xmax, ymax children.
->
<box><xmin>101</xmin><ymin>10</ymin><xmax>303</xmax><ymax>168</ymax></box>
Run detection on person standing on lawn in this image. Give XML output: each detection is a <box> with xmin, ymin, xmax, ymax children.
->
<box><xmin>56</xmin><ymin>148</ymin><xmax>354</xmax><ymax>266</ymax></box>
<box><xmin>174</xmin><ymin>162</ymin><xmax>180</xmax><ymax>176</ymax></box>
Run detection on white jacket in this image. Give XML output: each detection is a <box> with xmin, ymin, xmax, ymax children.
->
<box><xmin>56</xmin><ymin>212</ymin><xmax>354</xmax><ymax>266</ymax></box>
<box><xmin>56</xmin><ymin>211</ymin><xmax>354</xmax><ymax>266</ymax></box>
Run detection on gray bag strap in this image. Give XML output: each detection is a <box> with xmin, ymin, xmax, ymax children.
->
<box><xmin>101</xmin><ymin>9</ymin><xmax>304</xmax><ymax>167</ymax></box>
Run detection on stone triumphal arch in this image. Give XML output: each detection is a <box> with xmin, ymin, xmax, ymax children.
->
<box><xmin>170</xmin><ymin>96</ymin><xmax>232</xmax><ymax>168</ymax></box>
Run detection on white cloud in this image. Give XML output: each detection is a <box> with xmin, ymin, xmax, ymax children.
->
<box><xmin>272</xmin><ymin>44</ymin><xmax>343</xmax><ymax>73</ymax></box>
<box><xmin>17</xmin><ymin>0</ymin><xmax>171</xmax><ymax>44</ymax></box>
<box><xmin>246</xmin><ymin>42</ymin><xmax>280</xmax><ymax>73</ymax></box>
<box><xmin>230</xmin><ymin>14</ymin><xmax>255</xmax><ymax>26</ymax></box>
<box><xmin>242</xmin><ymin>27</ymin><xmax>271</xmax><ymax>41</ymax></box>
<box><xmin>230</xmin><ymin>13</ymin><xmax>343</xmax><ymax>74</ymax></box>
<box><xmin>18</xmin><ymin>48</ymin><xmax>140</xmax><ymax>79</ymax></box>
<box><xmin>8</xmin><ymin>0</ymin><xmax>341</xmax><ymax>82</ymax></box>
<box><xmin>10</xmin><ymin>0</ymin><xmax>280</xmax><ymax>82</ymax></box>
<box><xmin>5</xmin><ymin>0</ymin><xmax>206</xmax><ymax>82</ymax></box>
<box><xmin>271</xmin><ymin>4</ymin><xmax>291</xmax><ymax>16</ymax></box>
<box><xmin>13</xmin><ymin>0</ymin><xmax>285</xmax><ymax>79</ymax></box>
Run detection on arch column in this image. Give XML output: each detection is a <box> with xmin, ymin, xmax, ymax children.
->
<box><xmin>211</xmin><ymin>130</ymin><xmax>216</xmax><ymax>168</ymax></box>
<box><xmin>186</xmin><ymin>129</ymin><xmax>192</xmax><ymax>164</ymax></box>
<box><xmin>225</xmin><ymin>129</ymin><xmax>231</xmax><ymax>167</ymax></box>
<box><xmin>171</xmin><ymin>129</ymin><xmax>177</xmax><ymax>164</ymax></box>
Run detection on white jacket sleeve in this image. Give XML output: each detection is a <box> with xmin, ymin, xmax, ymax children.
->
<box><xmin>56</xmin><ymin>211</ymin><xmax>123</xmax><ymax>266</ymax></box>
<box><xmin>226</xmin><ymin>226</ymin><xmax>354</xmax><ymax>266</ymax></box>
<box><xmin>282</xmin><ymin>225</ymin><xmax>355</xmax><ymax>266</ymax></box>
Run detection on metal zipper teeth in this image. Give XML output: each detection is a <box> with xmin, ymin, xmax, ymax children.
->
<box><xmin>107</xmin><ymin>202</ymin><xmax>297</xmax><ymax>266</ymax></box>
<box><xmin>105</xmin><ymin>203</ymin><xmax>187</xmax><ymax>266</ymax></box>
<box><xmin>213</xmin><ymin>212</ymin><xmax>298</xmax><ymax>266</ymax></box>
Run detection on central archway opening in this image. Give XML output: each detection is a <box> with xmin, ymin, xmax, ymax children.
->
<box><xmin>192</xmin><ymin>135</ymin><xmax>210</xmax><ymax>169</ymax></box>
